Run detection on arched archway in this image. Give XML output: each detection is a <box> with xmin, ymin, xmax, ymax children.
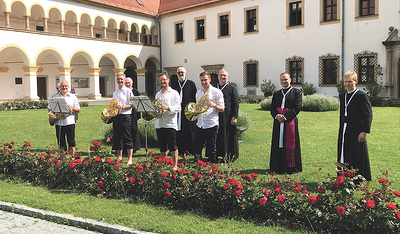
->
<box><xmin>145</xmin><ymin>59</ymin><xmax>156</xmax><ymax>97</ymax></box>
<box><xmin>124</xmin><ymin>58</ymin><xmax>138</xmax><ymax>90</ymax></box>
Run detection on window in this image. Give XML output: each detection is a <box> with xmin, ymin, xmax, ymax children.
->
<box><xmin>289</xmin><ymin>1</ymin><xmax>302</xmax><ymax>27</ymax></box>
<box><xmin>323</xmin><ymin>0</ymin><xmax>338</xmax><ymax>21</ymax></box>
<box><xmin>15</xmin><ymin>77</ymin><xmax>23</xmax><ymax>85</ymax></box>
<box><xmin>244</xmin><ymin>60</ymin><xmax>258</xmax><ymax>87</ymax></box>
<box><xmin>359</xmin><ymin>0</ymin><xmax>375</xmax><ymax>17</ymax></box>
<box><xmin>175</xmin><ymin>21</ymin><xmax>184</xmax><ymax>43</ymax></box>
<box><xmin>218</xmin><ymin>12</ymin><xmax>230</xmax><ymax>37</ymax></box>
<box><xmin>286</xmin><ymin>56</ymin><xmax>304</xmax><ymax>85</ymax></box>
<box><xmin>95</xmin><ymin>33</ymin><xmax>101</xmax><ymax>38</ymax></box>
<box><xmin>245</xmin><ymin>7</ymin><xmax>258</xmax><ymax>33</ymax></box>
<box><xmin>319</xmin><ymin>54</ymin><xmax>340</xmax><ymax>86</ymax></box>
<box><xmin>36</xmin><ymin>26</ymin><xmax>44</xmax><ymax>31</ymax></box>
<box><xmin>355</xmin><ymin>51</ymin><xmax>377</xmax><ymax>84</ymax></box>
<box><xmin>195</xmin><ymin>17</ymin><xmax>206</xmax><ymax>40</ymax></box>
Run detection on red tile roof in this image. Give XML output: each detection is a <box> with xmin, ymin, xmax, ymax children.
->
<box><xmin>85</xmin><ymin>0</ymin><xmax>224</xmax><ymax>16</ymax></box>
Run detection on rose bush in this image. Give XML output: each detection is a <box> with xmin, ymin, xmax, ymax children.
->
<box><xmin>0</xmin><ymin>141</ymin><xmax>399</xmax><ymax>232</ymax></box>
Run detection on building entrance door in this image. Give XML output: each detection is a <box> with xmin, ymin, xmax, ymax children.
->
<box><xmin>37</xmin><ymin>77</ymin><xmax>47</xmax><ymax>99</ymax></box>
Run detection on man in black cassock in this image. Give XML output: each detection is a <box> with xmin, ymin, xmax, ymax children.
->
<box><xmin>338</xmin><ymin>71</ymin><xmax>372</xmax><ymax>181</ymax></box>
<box><xmin>270</xmin><ymin>72</ymin><xmax>302</xmax><ymax>174</ymax></box>
<box><xmin>125</xmin><ymin>77</ymin><xmax>141</xmax><ymax>153</ymax></box>
<box><xmin>170</xmin><ymin>67</ymin><xmax>197</xmax><ymax>155</ymax></box>
<box><xmin>215</xmin><ymin>69</ymin><xmax>239</xmax><ymax>162</ymax></box>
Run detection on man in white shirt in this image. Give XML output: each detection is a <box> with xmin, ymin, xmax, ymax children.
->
<box><xmin>47</xmin><ymin>80</ymin><xmax>80</xmax><ymax>155</ymax></box>
<box><xmin>112</xmin><ymin>73</ymin><xmax>134</xmax><ymax>165</ymax></box>
<box><xmin>155</xmin><ymin>73</ymin><xmax>181</xmax><ymax>170</ymax></box>
<box><xmin>194</xmin><ymin>71</ymin><xmax>224</xmax><ymax>163</ymax></box>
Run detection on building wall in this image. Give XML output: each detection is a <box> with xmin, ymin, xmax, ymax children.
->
<box><xmin>0</xmin><ymin>0</ymin><xmax>160</xmax><ymax>100</ymax></box>
<box><xmin>160</xmin><ymin>0</ymin><xmax>399</xmax><ymax>97</ymax></box>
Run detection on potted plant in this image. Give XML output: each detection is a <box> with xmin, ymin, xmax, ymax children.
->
<box><xmin>260</xmin><ymin>79</ymin><xmax>275</xmax><ymax>97</ymax></box>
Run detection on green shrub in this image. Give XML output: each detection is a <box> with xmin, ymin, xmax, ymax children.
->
<box><xmin>337</xmin><ymin>80</ymin><xmax>346</xmax><ymax>94</ymax></box>
<box><xmin>363</xmin><ymin>80</ymin><xmax>384</xmax><ymax>97</ymax></box>
<box><xmin>302</xmin><ymin>94</ymin><xmax>339</xmax><ymax>112</ymax></box>
<box><xmin>79</xmin><ymin>101</ymin><xmax>89</xmax><ymax>107</ymax></box>
<box><xmin>300</xmin><ymin>82</ymin><xmax>316</xmax><ymax>96</ymax></box>
<box><xmin>237</xmin><ymin>111</ymin><xmax>250</xmax><ymax>139</ymax></box>
<box><xmin>259</xmin><ymin>96</ymin><xmax>273</xmax><ymax>110</ymax></box>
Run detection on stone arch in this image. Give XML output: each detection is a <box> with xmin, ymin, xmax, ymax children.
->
<box><xmin>30</xmin><ymin>4</ymin><xmax>45</xmax><ymax>31</ymax></box>
<box><xmin>69</xmin><ymin>50</ymin><xmax>94</xmax><ymax>68</ymax></box>
<box><xmin>141</xmin><ymin>24</ymin><xmax>149</xmax><ymax>44</ymax></box>
<box><xmin>0</xmin><ymin>1</ymin><xmax>5</xmax><ymax>26</ymax></box>
<box><xmin>124</xmin><ymin>55</ymin><xmax>141</xmax><ymax>89</ymax></box>
<box><xmin>150</xmin><ymin>25</ymin><xmax>158</xmax><ymax>45</ymax></box>
<box><xmin>80</xmin><ymin>13</ymin><xmax>92</xmax><ymax>37</ymax></box>
<box><xmin>65</xmin><ymin>10</ymin><xmax>77</xmax><ymax>35</ymax></box>
<box><xmin>10</xmin><ymin>1</ymin><xmax>27</xmax><ymax>29</ymax></box>
<box><xmin>130</xmin><ymin>23</ymin><xmax>139</xmax><ymax>42</ymax></box>
<box><xmin>119</xmin><ymin>20</ymin><xmax>129</xmax><ymax>41</ymax></box>
<box><xmin>145</xmin><ymin>58</ymin><xmax>158</xmax><ymax>97</ymax></box>
<box><xmin>48</xmin><ymin>7</ymin><xmax>62</xmax><ymax>33</ymax></box>
<box><xmin>107</xmin><ymin>18</ymin><xmax>117</xmax><ymax>40</ymax></box>
<box><xmin>99</xmin><ymin>53</ymin><xmax>119</xmax><ymax>96</ymax></box>
<box><xmin>35</xmin><ymin>48</ymin><xmax>65</xmax><ymax>67</ymax></box>
<box><xmin>94</xmin><ymin>16</ymin><xmax>105</xmax><ymax>38</ymax></box>
<box><xmin>144</xmin><ymin>56</ymin><xmax>160</xmax><ymax>70</ymax></box>
<box><xmin>0</xmin><ymin>45</ymin><xmax>31</xmax><ymax>67</ymax></box>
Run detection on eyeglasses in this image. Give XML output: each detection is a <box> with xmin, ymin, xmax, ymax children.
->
<box><xmin>178</xmin><ymin>72</ymin><xmax>184</xmax><ymax>74</ymax></box>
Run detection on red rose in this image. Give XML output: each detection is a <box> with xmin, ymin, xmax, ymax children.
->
<box><xmin>241</xmin><ymin>174</ymin><xmax>251</xmax><ymax>181</ymax></box>
<box><xmin>182</xmin><ymin>168</ymin><xmax>188</xmax><ymax>174</ymax></box>
<box><xmin>316</xmin><ymin>196</ymin><xmax>321</xmax><ymax>203</ymax></box>
<box><xmin>163</xmin><ymin>157</ymin><xmax>170</xmax><ymax>164</ymax></box>
<box><xmin>386</xmin><ymin>203</ymin><xmax>397</xmax><ymax>210</ymax></box>
<box><xmin>129</xmin><ymin>177</ymin><xmax>135</xmax><ymax>183</ymax></box>
<box><xmin>93</xmin><ymin>141</ymin><xmax>100</xmax><ymax>147</ymax></box>
<box><xmin>337</xmin><ymin>206</ymin><xmax>346</xmax><ymax>215</ymax></box>
<box><xmin>251</xmin><ymin>173</ymin><xmax>258</xmax><ymax>180</ymax></box>
<box><xmin>336</xmin><ymin>176</ymin><xmax>345</xmax><ymax>184</ymax></box>
<box><xmin>259</xmin><ymin>197</ymin><xmax>267</xmax><ymax>205</ymax></box>
<box><xmin>83</xmin><ymin>161</ymin><xmax>89</xmax><ymax>166</ymax></box>
<box><xmin>278</xmin><ymin>195</ymin><xmax>286</xmax><ymax>203</ymax></box>
<box><xmin>161</xmin><ymin>172</ymin><xmax>168</xmax><ymax>178</ymax></box>
<box><xmin>137</xmin><ymin>165</ymin><xmax>143</xmax><ymax>173</ymax></box>
<box><xmin>24</xmin><ymin>141</ymin><xmax>31</xmax><ymax>147</ymax></box>
<box><xmin>317</xmin><ymin>187</ymin><xmax>326</xmax><ymax>194</ymax></box>
<box><xmin>172</xmin><ymin>174</ymin><xmax>177</xmax><ymax>180</ymax></box>
<box><xmin>339</xmin><ymin>171</ymin><xmax>345</xmax><ymax>176</ymax></box>
<box><xmin>264</xmin><ymin>189</ymin><xmax>270</xmax><ymax>197</ymax></box>
<box><xmin>164</xmin><ymin>182</ymin><xmax>171</xmax><ymax>189</ymax></box>
<box><xmin>122</xmin><ymin>177</ymin><xmax>126</xmax><ymax>181</ymax></box>
<box><xmin>98</xmin><ymin>181</ymin><xmax>104</xmax><ymax>187</ymax></box>
<box><xmin>274</xmin><ymin>186</ymin><xmax>282</xmax><ymax>193</ymax></box>
<box><xmin>230</xmin><ymin>178</ymin><xmax>239</xmax><ymax>186</ymax></box>
<box><xmin>164</xmin><ymin>191</ymin><xmax>171</xmax><ymax>197</ymax></box>
<box><xmin>294</xmin><ymin>186</ymin><xmax>302</xmax><ymax>192</ymax></box>
<box><xmin>396</xmin><ymin>211</ymin><xmax>400</xmax><ymax>220</ymax></box>
<box><xmin>344</xmin><ymin>171</ymin><xmax>354</xmax><ymax>178</ymax></box>
<box><xmin>308</xmin><ymin>195</ymin><xmax>317</xmax><ymax>204</ymax></box>
<box><xmin>236</xmin><ymin>183</ymin><xmax>243</xmax><ymax>190</ymax></box>
<box><xmin>302</xmin><ymin>190</ymin><xmax>310</xmax><ymax>195</ymax></box>
<box><xmin>56</xmin><ymin>162</ymin><xmax>61</xmax><ymax>167</ymax></box>
<box><xmin>223</xmin><ymin>184</ymin><xmax>230</xmax><ymax>190</ymax></box>
<box><xmin>76</xmin><ymin>159</ymin><xmax>82</xmax><ymax>163</ymax></box>
<box><xmin>378</xmin><ymin>178</ymin><xmax>387</xmax><ymax>184</ymax></box>
<box><xmin>393</xmin><ymin>191</ymin><xmax>400</xmax><ymax>197</ymax></box>
<box><xmin>156</xmin><ymin>157</ymin><xmax>162</xmax><ymax>163</ymax></box>
<box><xmin>234</xmin><ymin>190</ymin><xmax>242</xmax><ymax>196</ymax></box>
<box><xmin>40</xmin><ymin>155</ymin><xmax>45</xmax><ymax>159</ymax></box>
<box><xmin>106</xmin><ymin>158</ymin><xmax>112</xmax><ymax>163</ymax></box>
<box><xmin>366</xmin><ymin>199</ymin><xmax>375</xmax><ymax>208</ymax></box>
<box><xmin>95</xmin><ymin>157</ymin><xmax>101</xmax><ymax>162</ymax></box>
<box><xmin>11</xmin><ymin>141</ymin><xmax>15</xmax><ymax>145</ymax></box>
<box><xmin>195</xmin><ymin>173</ymin><xmax>201</xmax><ymax>180</ymax></box>
<box><xmin>114</xmin><ymin>165</ymin><xmax>120</xmax><ymax>170</ymax></box>
<box><xmin>68</xmin><ymin>162</ymin><xmax>76</xmax><ymax>168</ymax></box>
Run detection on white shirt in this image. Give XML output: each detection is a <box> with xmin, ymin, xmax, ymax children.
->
<box><xmin>196</xmin><ymin>85</ymin><xmax>224</xmax><ymax>129</ymax></box>
<box><xmin>155</xmin><ymin>87</ymin><xmax>181</xmax><ymax>131</ymax></box>
<box><xmin>48</xmin><ymin>92</ymin><xmax>80</xmax><ymax>126</ymax></box>
<box><xmin>112</xmin><ymin>86</ymin><xmax>133</xmax><ymax>115</ymax></box>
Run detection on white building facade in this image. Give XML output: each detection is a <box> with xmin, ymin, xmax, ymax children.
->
<box><xmin>1</xmin><ymin>0</ymin><xmax>399</xmax><ymax>100</ymax></box>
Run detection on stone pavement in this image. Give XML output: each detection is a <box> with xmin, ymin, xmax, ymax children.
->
<box><xmin>0</xmin><ymin>201</ymin><xmax>152</xmax><ymax>234</ymax></box>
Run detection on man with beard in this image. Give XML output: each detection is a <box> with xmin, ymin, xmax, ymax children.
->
<box><xmin>215</xmin><ymin>69</ymin><xmax>239</xmax><ymax>162</ymax></box>
<box><xmin>170</xmin><ymin>67</ymin><xmax>197</xmax><ymax>156</ymax></box>
<box><xmin>155</xmin><ymin>73</ymin><xmax>181</xmax><ymax>170</ymax></box>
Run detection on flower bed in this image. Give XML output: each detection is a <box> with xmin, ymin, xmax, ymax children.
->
<box><xmin>1</xmin><ymin>141</ymin><xmax>399</xmax><ymax>232</ymax></box>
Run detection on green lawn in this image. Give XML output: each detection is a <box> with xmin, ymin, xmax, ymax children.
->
<box><xmin>0</xmin><ymin>104</ymin><xmax>399</xmax><ymax>233</ymax></box>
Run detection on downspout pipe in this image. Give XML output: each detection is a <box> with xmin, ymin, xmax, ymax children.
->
<box><xmin>156</xmin><ymin>15</ymin><xmax>162</xmax><ymax>72</ymax></box>
<box><xmin>341</xmin><ymin>0</ymin><xmax>345</xmax><ymax>79</ymax></box>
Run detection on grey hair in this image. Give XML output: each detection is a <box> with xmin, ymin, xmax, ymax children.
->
<box><xmin>117</xmin><ymin>72</ymin><xmax>126</xmax><ymax>78</ymax></box>
<box><xmin>125</xmin><ymin>77</ymin><xmax>133</xmax><ymax>83</ymax></box>
<box><xmin>177</xmin><ymin>67</ymin><xmax>186</xmax><ymax>73</ymax></box>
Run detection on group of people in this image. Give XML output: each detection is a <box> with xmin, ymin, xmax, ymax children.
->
<box><xmin>269</xmin><ymin>71</ymin><xmax>372</xmax><ymax>181</ymax></box>
<box><xmin>48</xmin><ymin>69</ymin><xmax>373</xmax><ymax>181</ymax></box>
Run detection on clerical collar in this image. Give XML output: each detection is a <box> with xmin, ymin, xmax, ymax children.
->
<box><xmin>347</xmin><ymin>89</ymin><xmax>356</xmax><ymax>94</ymax></box>
<box><xmin>282</xmin><ymin>86</ymin><xmax>291</xmax><ymax>94</ymax></box>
